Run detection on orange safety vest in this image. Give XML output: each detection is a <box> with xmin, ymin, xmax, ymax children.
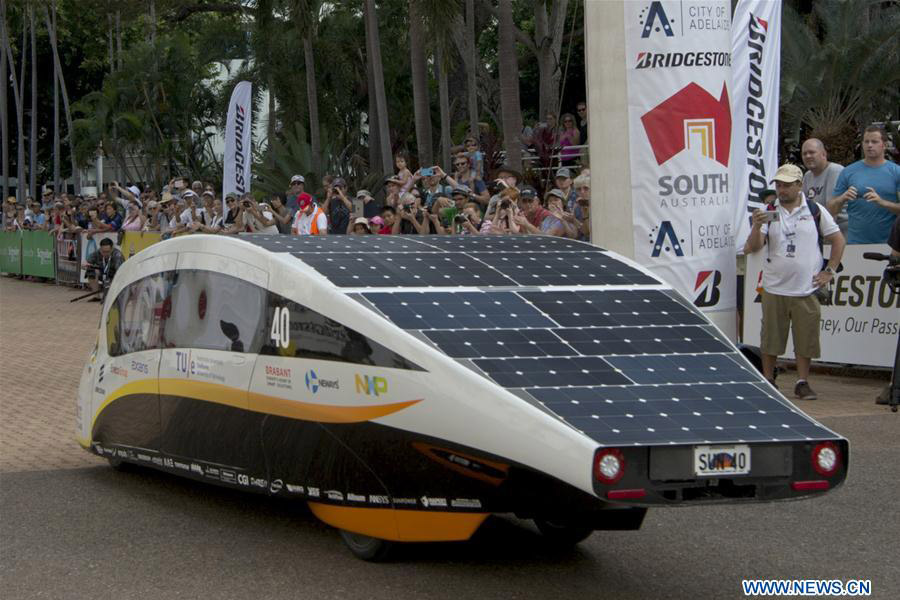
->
<box><xmin>309</xmin><ymin>207</ymin><xmax>325</xmax><ymax>235</ymax></box>
<box><xmin>293</xmin><ymin>206</ymin><xmax>326</xmax><ymax>235</ymax></box>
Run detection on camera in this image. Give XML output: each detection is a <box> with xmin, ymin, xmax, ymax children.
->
<box><xmin>420</xmin><ymin>167</ymin><xmax>434</xmax><ymax>177</ymax></box>
<box><xmin>500</xmin><ymin>200</ymin><xmax>510</xmax><ymax>209</ymax></box>
<box><xmin>454</xmin><ymin>215</ymin><xmax>468</xmax><ymax>224</ymax></box>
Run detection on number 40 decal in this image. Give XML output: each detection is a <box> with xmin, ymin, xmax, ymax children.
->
<box><xmin>270</xmin><ymin>306</ymin><xmax>290</xmax><ymax>349</ymax></box>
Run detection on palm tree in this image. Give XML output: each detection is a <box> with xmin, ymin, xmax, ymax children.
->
<box><xmin>29</xmin><ymin>4</ymin><xmax>36</xmax><ymax>198</ymax></box>
<box><xmin>781</xmin><ymin>0</ymin><xmax>900</xmax><ymax>164</ymax></box>
<box><xmin>534</xmin><ymin>0</ymin><xmax>569</xmax><ymax>119</ymax></box>
<box><xmin>497</xmin><ymin>0</ymin><xmax>522</xmax><ymax>172</ymax></box>
<box><xmin>465</xmin><ymin>0</ymin><xmax>477</xmax><ymax>138</ymax></box>
<box><xmin>419</xmin><ymin>0</ymin><xmax>460</xmax><ymax>168</ymax></box>
<box><xmin>5</xmin><ymin>9</ymin><xmax>26</xmax><ymax>202</ymax></box>
<box><xmin>291</xmin><ymin>0</ymin><xmax>322</xmax><ymax>176</ymax></box>
<box><xmin>364</xmin><ymin>0</ymin><xmax>392</xmax><ymax>175</ymax></box>
<box><xmin>1</xmin><ymin>0</ymin><xmax>9</xmax><ymax>202</ymax></box>
<box><xmin>408</xmin><ymin>0</ymin><xmax>433</xmax><ymax>167</ymax></box>
<box><xmin>45</xmin><ymin>3</ymin><xmax>79</xmax><ymax>193</ymax></box>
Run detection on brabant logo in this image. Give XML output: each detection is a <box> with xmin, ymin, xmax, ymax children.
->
<box><xmin>693</xmin><ymin>270</ymin><xmax>722</xmax><ymax>307</ymax></box>
<box><xmin>305</xmin><ymin>369</ymin><xmax>338</xmax><ymax>394</ymax></box>
<box><xmin>635</xmin><ymin>51</ymin><xmax>730</xmax><ymax>70</ymax></box>
<box><xmin>649</xmin><ymin>221</ymin><xmax>685</xmax><ymax>257</ymax></box>
<box><xmin>355</xmin><ymin>374</ymin><xmax>388</xmax><ymax>396</ymax></box>
<box><xmin>641</xmin><ymin>82</ymin><xmax>731</xmax><ymax>168</ymax></box>
<box><xmin>639</xmin><ymin>2</ymin><xmax>675</xmax><ymax>38</ymax></box>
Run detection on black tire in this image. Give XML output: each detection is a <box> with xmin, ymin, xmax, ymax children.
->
<box><xmin>338</xmin><ymin>530</ymin><xmax>395</xmax><ymax>562</ymax></box>
<box><xmin>534</xmin><ymin>519</ymin><xmax>594</xmax><ymax>546</ymax></box>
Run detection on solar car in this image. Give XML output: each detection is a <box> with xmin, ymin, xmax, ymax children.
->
<box><xmin>77</xmin><ymin>234</ymin><xmax>848</xmax><ymax>560</ymax></box>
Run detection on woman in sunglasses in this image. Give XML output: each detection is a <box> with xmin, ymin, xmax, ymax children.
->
<box><xmin>558</xmin><ymin>113</ymin><xmax>582</xmax><ymax>167</ymax></box>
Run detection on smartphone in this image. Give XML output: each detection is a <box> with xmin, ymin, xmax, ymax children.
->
<box><xmin>761</xmin><ymin>211</ymin><xmax>780</xmax><ymax>222</ymax></box>
<box><xmin>420</xmin><ymin>167</ymin><xmax>434</xmax><ymax>177</ymax></box>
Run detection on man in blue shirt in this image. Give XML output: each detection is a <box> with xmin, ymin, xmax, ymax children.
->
<box><xmin>829</xmin><ymin>125</ymin><xmax>900</xmax><ymax>244</ymax></box>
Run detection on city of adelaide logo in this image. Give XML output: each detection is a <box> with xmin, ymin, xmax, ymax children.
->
<box><xmin>639</xmin><ymin>2</ymin><xmax>675</xmax><ymax>38</ymax></box>
<box><xmin>649</xmin><ymin>221</ymin><xmax>685</xmax><ymax>257</ymax></box>
<box><xmin>640</xmin><ymin>82</ymin><xmax>732</xmax><ymax>168</ymax></box>
<box><xmin>693</xmin><ymin>270</ymin><xmax>722</xmax><ymax>307</ymax></box>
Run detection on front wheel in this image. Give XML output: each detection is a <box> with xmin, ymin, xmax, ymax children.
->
<box><xmin>338</xmin><ymin>530</ymin><xmax>395</xmax><ymax>562</ymax></box>
<box><xmin>533</xmin><ymin>519</ymin><xmax>594</xmax><ymax>546</ymax></box>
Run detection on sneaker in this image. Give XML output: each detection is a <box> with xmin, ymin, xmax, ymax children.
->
<box><xmin>794</xmin><ymin>381</ymin><xmax>817</xmax><ymax>401</ymax></box>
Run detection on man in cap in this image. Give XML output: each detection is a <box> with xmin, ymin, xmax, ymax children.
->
<box><xmin>828</xmin><ymin>125</ymin><xmax>900</xmax><ymax>244</ymax></box>
<box><xmin>355</xmin><ymin>189</ymin><xmax>381</xmax><ymax>219</ymax></box>
<box><xmin>291</xmin><ymin>193</ymin><xmax>328</xmax><ymax>235</ymax></box>
<box><xmin>484</xmin><ymin>164</ymin><xmax>522</xmax><ymax>220</ymax></box>
<box><xmin>322</xmin><ymin>177</ymin><xmax>352</xmax><ymax>234</ymax></box>
<box><xmin>82</xmin><ymin>237</ymin><xmax>124</xmax><ymax>300</ymax></box>
<box><xmin>744</xmin><ymin>163</ymin><xmax>845</xmax><ymax>401</ymax></box>
<box><xmin>286</xmin><ymin>174</ymin><xmax>310</xmax><ymax>214</ymax></box>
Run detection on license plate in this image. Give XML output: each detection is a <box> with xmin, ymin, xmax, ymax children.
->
<box><xmin>693</xmin><ymin>444</ymin><xmax>751</xmax><ymax>477</ymax></box>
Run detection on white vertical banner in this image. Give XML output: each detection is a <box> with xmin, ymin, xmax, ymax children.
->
<box><xmin>223</xmin><ymin>81</ymin><xmax>253</xmax><ymax>207</ymax></box>
<box><xmin>624</xmin><ymin>1</ymin><xmax>735</xmax><ymax>336</ymax></box>
<box><xmin>730</xmin><ymin>0</ymin><xmax>781</xmax><ymax>251</ymax></box>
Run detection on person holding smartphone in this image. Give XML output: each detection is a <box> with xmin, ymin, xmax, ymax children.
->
<box><xmin>744</xmin><ymin>163</ymin><xmax>845</xmax><ymax>401</ymax></box>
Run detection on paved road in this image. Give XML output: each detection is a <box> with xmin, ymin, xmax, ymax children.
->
<box><xmin>1</xmin><ymin>278</ymin><xmax>898</xmax><ymax>599</ymax></box>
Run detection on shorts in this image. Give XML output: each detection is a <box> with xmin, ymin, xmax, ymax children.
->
<box><xmin>760</xmin><ymin>290</ymin><xmax>821</xmax><ymax>358</ymax></box>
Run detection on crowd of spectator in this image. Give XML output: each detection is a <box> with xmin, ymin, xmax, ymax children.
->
<box><xmin>1</xmin><ymin>130</ymin><xmax>593</xmax><ymax>242</ymax></box>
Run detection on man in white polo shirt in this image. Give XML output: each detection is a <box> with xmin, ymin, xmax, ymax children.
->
<box><xmin>744</xmin><ymin>163</ymin><xmax>845</xmax><ymax>400</ymax></box>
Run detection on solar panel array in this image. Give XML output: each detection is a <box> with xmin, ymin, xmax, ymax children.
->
<box><xmin>241</xmin><ymin>234</ymin><xmax>838</xmax><ymax>446</ymax></box>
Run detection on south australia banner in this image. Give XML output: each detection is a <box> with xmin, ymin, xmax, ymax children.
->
<box><xmin>624</xmin><ymin>1</ymin><xmax>735</xmax><ymax>334</ymax></box>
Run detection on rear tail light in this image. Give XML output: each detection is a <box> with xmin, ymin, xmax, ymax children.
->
<box><xmin>792</xmin><ymin>480</ymin><xmax>830</xmax><ymax>491</ymax></box>
<box><xmin>594</xmin><ymin>448</ymin><xmax>625</xmax><ymax>484</ymax></box>
<box><xmin>811</xmin><ymin>442</ymin><xmax>840</xmax><ymax>476</ymax></box>
<box><xmin>607</xmin><ymin>488</ymin><xmax>646</xmax><ymax>500</ymax></box>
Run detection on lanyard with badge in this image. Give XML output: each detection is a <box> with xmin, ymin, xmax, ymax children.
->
<box><xmin>777</xmin><ymin>205</ymin><xmax>797</xmax><ymax>258</ymax></box>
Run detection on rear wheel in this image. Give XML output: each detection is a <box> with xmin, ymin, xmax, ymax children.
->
<box><xmin>338</xmin><ymin>530</ymin><xmax>395</xmax><ymax>562</ymax></box>
<box><xmin>534</xmin><ymin>519</ymin><xmax>594</xmax><ymax>546</ymax></box>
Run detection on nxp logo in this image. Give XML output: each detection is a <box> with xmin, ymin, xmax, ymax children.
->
<box><xmin>639</xmin><ymin>2</ymin><xmax>676</xmax><ymax>38</ymax></box>
<box><xmin>693</xmin><ymin>270</ymin><xmax>722</xmax><ymax>307</ymax></box>
<box><xmin>355</xmin><ymin>374</ymin><xmax>388</xmax><ymax>397</ymax></box>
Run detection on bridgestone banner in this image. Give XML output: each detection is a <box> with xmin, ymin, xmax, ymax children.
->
<box><xmin>223</xmin><ymin>81</ymin><xmax>253</xmax><ymax>205</ymax></box>
<box><xmin>744</xmin><ymin>245</ymin><xmax>899</xmax><ymax>367</ymax></box>
<box><xmin>730</xmin><ymin>0</ymin><xmax>781</xmax><ymax>250</ymax></box>
<box><xmin>624</xmin><ymin>1</ymin><xmax>735</xmax><ymax>330</ymax></box>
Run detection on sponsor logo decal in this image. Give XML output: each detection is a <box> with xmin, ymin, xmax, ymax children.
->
<box><xmin>693</xmin><ymin>270</ymin><xmax>723</xmax><ymax>307</ymax></box>
<box><xmin>392</xmin><ymin>497</ymin><xmax>417</xmax><ymax>506</ymax></box>
<box><xmin>98</xmin><ymin>364</ymin><xmax>105</xmax><ymax>383</ymax></box>
<box><xmin>130</xmin><ymin>360</ymin><xmax>149</xmax><ymax>375</ymax></box>
<box><xmin>325</xmin><ymin>490</ymin><xmax>344</xmax><ymax>501</ymax></box>
<box><xmin>639</xmin><ymin>2</ymin><xmax>675</xmax><ymax>38</ymax></box>
<box><xmin>347</xmin><ymin>493</ymin><xmax>366</xmax><ymax>502</ymax></box>
<box><xmin>237</xmin><ymin>473</ymin><xmax>250</xmax><ymax>486</ymax></box>
<box><xmin>269</xmin><ymin>479</ymin><xmax>283</xmax><ymax>493</ymax></box>
<box><xmin>250</xmin><ymin>477</ymin><xmax>268</xmax><ymax>489</ymax></box>
<box><xmin>305</xmin><ymin>369</ymin><xmax>339</xmax><ymax>394</ymax></box>
<box><xmin>285</xmin><ymin>484</ymin><xmax>305</xmax><ymax>494</ymax></box>
<box><xmin>420</xmin><ymin>496</ymin><xmax>448</xmax><ymax>508</ymax></box>
<box><xmin>451</xmin><ymin>498</ymin><xmax>483</xmax><ymax>509</ymax></box>
<box><xmin>190</xmin><ymin>463</ymin><xmax>204</xmax><ymax>475</ymax></box>
<box><xmin>355</xmin><ymin>374</ymin><xmax>388</xmax><ymax>397</ymax></box>
<box><xmin>307</xmin><ymin>486</ymin><xmax>320</xmax><ymax>498</ymax></box>
<box><xmin>110</xmin><ymin>365</ymin><xmax>128</xmax><ymax>378</ymax></box>
<box><xmin>266</xmin><ymin>365</ymin><xmax>291</xmax><ymax>378</ymax></box>
<box><xmin>649</xmin><ymin>221</ymin><xmax>685</xmax><ymax>257</ymax></box>
<box><xmin>641</xmin><ymin>82</ymin><xmax>731</xmax><ymax>168</ymax></box>
<box><xmin>265</xmin><ymin>364</ymin><xmax>293</xmax><ymax>390</ymax></box>
<box><xmin>369</xmin><ymin>495</ymin><xmax>389</xmax><ymax>505</ymax></box>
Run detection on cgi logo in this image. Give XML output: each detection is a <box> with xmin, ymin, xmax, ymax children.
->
<box><xmin>693</xmin><ymin>270</ymin><xmax>722</xmax><ymax>307</ymax></box>
<box><xmin>355</xmin><ymin>374</ymin><xmax>388</xmax><ymax>397</ymax></box>
<box><xmin>649</xmin><ymin>221</ymin><xmax>685</xmax><ymax>257</ymax></box>
<box><xmin>639</xmin><ymin>2</ymin><xmax>676</xmax><ymax>38</ymax></box>
<box><xmin>641</xmin><ymin>83</ymin><xmax>731</xmax><ymax>168</ymax></box>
